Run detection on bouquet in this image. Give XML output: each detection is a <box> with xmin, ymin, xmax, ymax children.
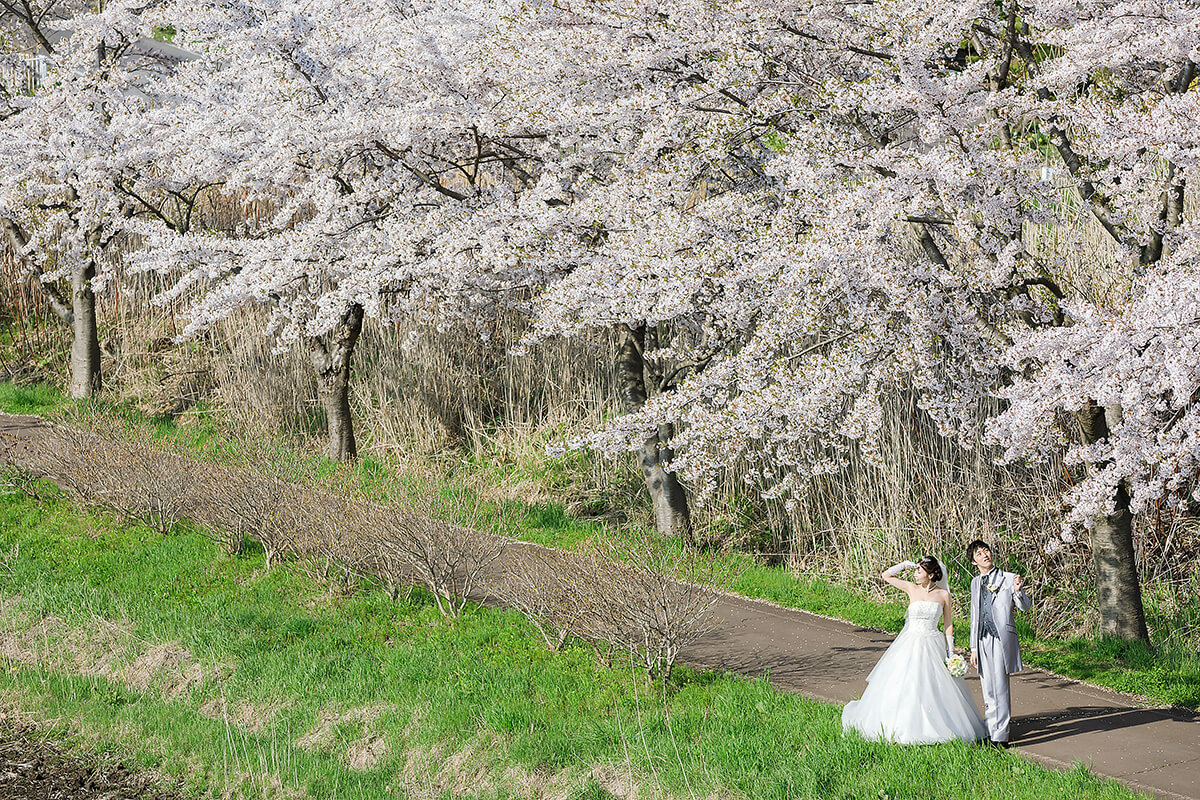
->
<box><xmin>945</xmin><ymin>653</ymin><xmax>967</xmax><ymax>678</ymax></box>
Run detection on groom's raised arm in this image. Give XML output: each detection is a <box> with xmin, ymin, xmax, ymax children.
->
<box><xmin>1011</xmin><ymin>573</ymin><xmax>1032</xmax><ymax>612</ymax></box>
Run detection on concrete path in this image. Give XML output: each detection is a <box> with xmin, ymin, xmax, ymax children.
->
<box><xmin>2</xmin><ymin>412</ymin><xmax>1197</xmax><ymax>799</ymax></box>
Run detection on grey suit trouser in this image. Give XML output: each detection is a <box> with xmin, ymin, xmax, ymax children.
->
<box><xmin>978</xmin><ymin>634</ymin><xmax>1011</xmax><ymax>742</ymax></box>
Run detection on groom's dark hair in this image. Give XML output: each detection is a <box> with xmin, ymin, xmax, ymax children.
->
<box><xmin>966</xmin><ymin>539</ymin><xmax>990</xmax><ymax>562</ymax></box>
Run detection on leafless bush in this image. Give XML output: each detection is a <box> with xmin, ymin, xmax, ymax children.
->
<box><xmin>192</xmin><ymin>465</ymin><xmax>275</xmax><ymax>555</ymax></box>
<box><xmin>283</xmin><ymin>485</ymin><xmax>360</xmax><ymax>567</ymax></box>
<box><xmin>0</xmin><ymin>445</ymin><xmax>51</xmax><ymax>500</ymax></box>
<box><xmin>0</xmin><ymin>422</ymin><xmax>203</xmax><ymax>535</ymax></box>
<box><xmin>340</xmin><ymin>500</ymin><xmax>411</xmax><ymax>600</ymax></box>
<box><xmin>497</xmin><ymin>532</ymin><xmax>738</xmax><ymax>683</ymax></box>
<box><xmin>195</xmin><ymin>471</ymin><xmax>324</xmax><ymax>570</ymax></box>
<box><xmin>112</xmin><ymin>448</ymin><xmax>205</xmax><ymax>536</ymax></box>
<box><xmin>213</xmin><ymin>442</ymin><xmax>329</xmax><ymax>568</ymax></box>
<box><xmin>579</xmin><ymin>533</ymin><xmax>739</xmax><ymax>683</ymax></box>
<box><xmin>0</xmin><ymin>425</ymin><xmax>99</xmax><ymax>497</ymax></box>
<box><xmin>361</xmin><ymin>502</ymin><xmax>504</xmax><ymax>617</ymax></box>
<box><xmin>494</xmin><ymin>546</ymin><xmax>593</xmax><ymax>650</ymax></box>
<box><xmin>1</xmin><ymin>424</ymin><xmax>144</xmax><ymax>517</ymax></box>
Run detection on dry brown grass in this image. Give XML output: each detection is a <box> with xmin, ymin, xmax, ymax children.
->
<box><xmin>0</xmin><ymin>595</ymin><xmax>215</xmax><ymax>703</ymax></box>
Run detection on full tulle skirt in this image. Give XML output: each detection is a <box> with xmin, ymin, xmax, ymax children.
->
<box><xmin>842</xmin><ymin>627</ymin><xmax>988</xmax><ymax>745</ymax></box>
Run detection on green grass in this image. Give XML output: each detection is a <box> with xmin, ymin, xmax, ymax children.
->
<box><xmin>2</xmin><ymin>381</ymin><xmax>1198</xmax><ymax>711</ymax></box>
<box><xmin>0</xmin><ymin>488</ymin><xmax>1152</xmax><ymax>800</ymax></box>
<box><xmin>0</xmin><ymin>382</ymin><xmax>71</xmax><ymax>415</ymax></box>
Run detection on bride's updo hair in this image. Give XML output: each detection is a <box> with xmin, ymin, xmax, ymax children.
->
<box><xmin>918</xmin><ymin>556</ymin><xmax>943</xmax><ymax>584</ymax></box>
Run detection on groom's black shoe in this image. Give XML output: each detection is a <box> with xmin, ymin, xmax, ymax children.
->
<box><xmin>987</xmin><ymin>739</ymin><xmax>1010</xmax><ymax>749</ymax></box>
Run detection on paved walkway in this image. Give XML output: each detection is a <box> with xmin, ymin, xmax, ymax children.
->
<box><xmin>2</xmin><ymin>412</ymin><xmax>1197</xmax><ymax>799</ymax></box>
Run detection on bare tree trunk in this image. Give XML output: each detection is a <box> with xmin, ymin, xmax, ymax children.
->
<box><xmin>617</xmin><ymin>325</ymin><xmax>692</xmax><ymax>540</ymax></box>
<box><xmin>69</xmin><ymin>261</ymin><xmax>102</xmax><ymax>399</ymax></box>
<box><xmin>2</xmin><ymin>219</ymin><xmax>99</xmax><ymax>396</ymax></box>
<box><xmin>309</xmin><ymin>304</ymin><xmax>364</xmax><ymax>461</ymax></box>
<box><xmin>1077</xmin><ymin>401</ymin><xmax>1150</xmax><ymax>642</ymax></box>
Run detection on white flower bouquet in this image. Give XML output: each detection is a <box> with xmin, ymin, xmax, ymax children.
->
<box><xmin>945</xmin><ymin>653</ymin><xmax>967</xmax><ymax>678</ymax></box>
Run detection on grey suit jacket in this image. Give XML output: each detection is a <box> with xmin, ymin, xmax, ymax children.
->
<box><xmin>969</xmin><ymin>571</ymin><xmax>1032</xmax><ymax>674</ymax></box>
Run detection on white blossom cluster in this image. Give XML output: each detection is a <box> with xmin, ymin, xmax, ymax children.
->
<box><xmin>3</xmin><ymin>0</ymin><xmax>1198</xmax><ymax>533</ymax></box>
<box><xmin>0</xmin><ymin>0</ymin><xmax>192</xmax><ymax>289</ymax></box>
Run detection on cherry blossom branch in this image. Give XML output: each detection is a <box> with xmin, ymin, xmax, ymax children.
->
<box><xmin>0</xmin><ymin>0</ymin><xmax>56</xmax><ymax>54</ymax></box>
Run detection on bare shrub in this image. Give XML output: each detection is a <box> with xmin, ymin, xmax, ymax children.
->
<box><xmin>0</xmin><ymin>457</ymin><xmax>47</xmax><ymax>500</ymax></box>
<box><xmin>193</xmin><ymin>465</ymin><xmax>282</xmax><ymax>556</ymax></box>
<box><xmin>221</xmin><ymin>443</ymin><xmax>329</xmax><ymax>568</ymax></box>
<box><xmin>283</xmin><ymin>485</ymin><xmax>360</xmax><ymax>569</ymax></box>
<box><xmin>496</xmin><ymin>530</ymin><xmax>736</xmax><ymax>682</ymax></box>
<box><xmin>341</xmin><ymin>500</ymin><xmax>411</xmax><ymax>601</ymax></box>
<box><xmin>110</xmin><ymin>448</ymin><xmax>205</xmax><ymax>536</ymax></box>
<box><xmin>246</xmin><ymin>481</ymin><xmax>310</xmax><ymax>570</ymax></box>
<box><xmin>494</xmin><ymin>546</ymin><xmax>592</xmax><ymax>650</ymax></box>
<box><xmin>585</xmin><ymin>532</ymin><xmax>738</xmax><ymax>684</ymax></box>
<box><xmin>10</xmin><ymin>416</ymin><xmax>204</xmax><ymax>536</ymax></box>
<box><xmin>191</xmin><ymin>469</ymin><xmax>329</xmax><ymax>571</ymax></box>
<box><xmin>361</xmin><ymin>502</ymin><xmax>504</xmax><ymax>617</ymax></box>
<box><xmin>0</xmin><ymin>423</ymin><xmax>192</xmax><ymax>533</ymax></box>
<box><xmin>0</xmin><ymin>425</ymin><xmax>102</xmax><ymax>498</ymax></box>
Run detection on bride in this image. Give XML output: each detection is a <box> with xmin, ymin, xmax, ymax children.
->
<box><xmin>841</xmin><ymin>556</ymin><xmax>988</xmax><ymax>745</ymax></box>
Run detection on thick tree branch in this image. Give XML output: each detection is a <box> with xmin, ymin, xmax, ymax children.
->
<box><xmin>2</xmin><ymin>0</ymin><xmax>56</xmax><ymax>54</ymax></box>
<box><xmin>1</xmin><ymin>217</ymin><xmax>74</xmax><ymax>324</ymax></box>
<box><xmin>1047</xmin><ymin>123</ymin><xmax>1141</xmax><ymax>253</ymax></box>
<box><xmin>373</xmin><ymin>140</ymin><xmax>470</xmax><ymax>201</ymax></box>
<box><xmin>777</xmin><ymin>19</ymin><xmax>894</xmax><ymax>62</ymax></box>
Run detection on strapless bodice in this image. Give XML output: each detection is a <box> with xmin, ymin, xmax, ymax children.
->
<box><xmin>903</xmin><ymin>599</ymin><xmax>943</xmax><ymax>633</ymax></box>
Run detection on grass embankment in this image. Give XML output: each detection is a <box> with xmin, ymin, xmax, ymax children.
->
<box><xmin>0</xmin><ymin>487</ymin><xmax>1151</xmax><ymax>800</ymax></box>
<box><xmin>2</xmin><ymin>381</ymin><xmax>1198</xmax><ymax>711</ymax></box>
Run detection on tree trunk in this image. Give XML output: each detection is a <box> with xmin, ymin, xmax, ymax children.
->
<box><xmin>309</xmin><ymin>304</ymin><xmax>365</xmax><ymax>462</ymax></box>
<box><xmin>2</xmin><ymin>219</ymin><xmax>93</xmax><ymax>394</ymax></box>
<box><xmin>69</xmin><ymin>261</ymin><xmax>102</xmax><ymax>399</ymax></box>
<box><xmin>1077</xmin><ymin>402</ymin><xmax>1150</xmax><ymax>642</ymax></box>
<box><xmin>617</xmin><ymin>325</ymin><xmax>692</xmax><ymax>540</ymax></box>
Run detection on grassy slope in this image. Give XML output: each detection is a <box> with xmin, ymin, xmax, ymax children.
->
<box><xmin>0</xmin><ymin>488</ymin><xmax>1150</xmax><ymax>800</ymax></box>
<box><xmin>1</xmin><ymin>381</ymin><xmax>1197</xmax><ymax>711</ymax></box>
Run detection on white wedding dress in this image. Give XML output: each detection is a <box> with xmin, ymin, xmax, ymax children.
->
<box><xmin>841</xmin><ymin>599</ymin><xmax>988</xmax><ymax>745</ymax></box>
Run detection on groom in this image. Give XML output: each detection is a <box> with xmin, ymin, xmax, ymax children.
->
<box><xmin>967</xmin><ymin>539</ymin><xmax>1031</xmax><ymax>747</ymax></box>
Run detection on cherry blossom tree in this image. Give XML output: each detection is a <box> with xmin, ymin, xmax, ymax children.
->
<box><xmin>0</xmin><ymin>0</ymin><xmax>199</xmax><ymax>398</ymax></box>
<box><xmin>515</xmin><ymin>0</ymin><xmax>1196</xmax><ymax>638</ymax></box>
<box><xmin>493</xmin><ymin>0</ymin><xmax>798</xmax><ymax>539</ymax></box>
<box><xmin>986</xmin><ymin>0</ymin><xmax>1199</xmax><ymax>640</ymax></box>
<box><xmin>48</xmin><ymin>0</ymin><xmax>1194</xmax><ymax>620</ymax></box>
<box><xmin>133</xmin><ymin>0</ymin><xmax>769</xmax><ymax>489</ymax></box>
<box><xmin>130</xmin><ymin>0</ymin><xmax>586</xmax><ymax>460</ymax></box>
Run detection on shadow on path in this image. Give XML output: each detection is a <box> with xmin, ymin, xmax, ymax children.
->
<box><xmin>1015</xmin><ymin>706</ymin><xmax>1200</xmax><ymax>747</ymax></box>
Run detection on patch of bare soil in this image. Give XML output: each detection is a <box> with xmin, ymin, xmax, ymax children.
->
<box><xmin>0</xmin><ymin>726</ymin><xmax>183</xmax><ymax>800</ymax></box>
